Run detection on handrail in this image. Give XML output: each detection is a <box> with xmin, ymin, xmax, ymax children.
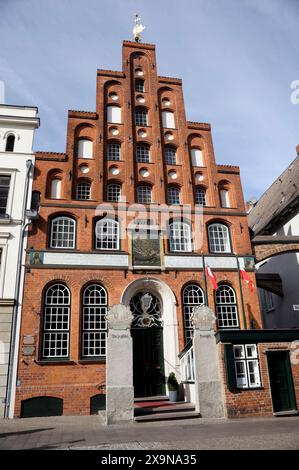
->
<box><xmin>179</xmin><ymin>340</ymin><xmax>195</xmax><ymax>383</ymax></box>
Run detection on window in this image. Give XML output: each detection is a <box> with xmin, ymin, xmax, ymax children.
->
<box><xmin>164</xmin><ymin>146</ymin><xmax>177</xmax><ymax>165</ymax></box>
<box><xmin>190</xmin><ymin>148</ymin><xmax>203</xmax><ymax>167</ymax></box>
<box><xmin>135</xmin><ymin>108</ymin><xmax>148</xmax><ymax>126</ymax></box>
<box><xmin>81</xmin><ymin>284</ymin><xmax>108</xmax><ymax>358</ymax></box>
<box><xmin>135</xmin><ymin>79</ymin><xmax>144</xmax><ymax>92</ymax></box>
<box><xmin>162</xmin><ymin>111</ymin><xmax>175</xmax><ymax>129</ymax></box>
<box><xmin>76</xmin><ymin>181</ymin><xmax>91</xmax><ymax>200</ymax></box>
<box><xmin>220</xmin><ymin>189</ymin><xmax>230</xmax><ymax>208</ymax></box>
<box><xmin>0</xmin><ymin>175</ymin><xmax>11</xmax><ymax>216</ymax></box>
<box><xmin>167</xmin><ymin>186</ymin><xmax>180</xmax><ymax>205</ymax></box>
<box><xmin>136</xmin><ymin>144</ymin><xmax>150</xmax><ymax>163</ymax></box>
<box><xmin>107</xmin><ymin>183</ymin><xmax>121</xmax><ymax>202</ymax></box>
<box><xmin>95</xmin><ymin>218</ymin><xmax>119</xmax><ymax>250</ymax></box>
<box><xmin>78</xmin><ymin>139</ymin><xmax>93</xmax><ymax>159</ymax></box>
<box><xmin>261</xmin><ymin>289</ymin><xmax>275</xmax><ymax>313</ymax></box>
<box><xmin>195</xmin><ymin>187</ymin><xmax>206</xmax><ymax>206</ymax></box>
<box><xmin>169</xmin><ymin>221</ymin><xmax>192</xmax><ymax>252</ymax></box>
<box><xmin>215</xmin><ymin>284</ymin><xmax>239</xmax><ymax>329</ymax></box>
<box><xmin>182</xmin><ymin>284</ymin><xmax>205</xmax><ymax>343</ymax></box>
<box><xmin>208</xmin><ymin>223</ymin><xmax>231</xmax><ymax>253</ymax></box>
<box><xmin>50</xmin><ymin>179</ymin><xmax>61</xmax><ymax>199</ymax></box>
<box><xmin>137</xmin><ymin>185</ymin><xmax>152</xmax><ymax>204</ymax></box>
<box><xmin>107</xmin><ymin>143</ymin><xmax>121</xmax><ymax>161</ymax></box>
<box><xmin>107</xmin><ymin>106</ymin><xmax>122</xmax><ymax>124</ymax></box>
<box><xmin>41</xmin><ymin>284</ymin><xmax>70</xmax><ymax>359</ymax></box>
<box><xmin>5</xmin><ymin>134</ymin><xmax>15</xmax><ymax>152</ymax></box>
<box><xmin>233</xmin><ymin>344</ymin><xmax>261</xmax><ymax>388</ymax></box>
<box><xmin>50</xmin><ymin>216</ymin><xmax>76</xmax><ymax>249</ymax></box>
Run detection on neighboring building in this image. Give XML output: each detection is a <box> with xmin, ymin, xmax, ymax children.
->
<box><xmin>249</xmin><ymin>147</ymin><xmax>299</xmax><ymax>329</ymax></box>
<box><xmin>0</xmin><ymin>104</ymin><xmax>39</xmax><ymax>418</ymax></box>
<box><xmin>14</xmin><ymin>41</ymin><xmax>299</xmax><ymax>420</ymax></box>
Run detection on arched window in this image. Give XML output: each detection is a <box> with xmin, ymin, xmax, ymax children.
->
<box><xmin>50</xmin><ymin>179</ymin><xmax>62</xmax><ymax>199</ymax></box>
<box><xmin>106</xmin><ymin>183</ymin><xmax>121</xmax><ymax>202</ymax></box>
<box><xmin>135</xmin><ymin>108</ymin><xmax>148</xmax><ymax>126</ymax></box>
<box><xmin>5</xmin><ymin>134</ymin><xmax>15</xmax><ymax>152</ymax></box>
<box><xmin>164</xmin><ymin>146</ymin><xmax>177</xmax><ymax>165</ymax></box>
<box><xmin>182</xmin><ymin>284</ymin><xmax>205</xmax><ymax>343</ymax></box>
<box><xmin>208</xmin><ymin>223</ymin><xmax>231</xmax><ymax>253</ymax></box>
<box><xmin>107</xmin><ymin>142</ymin><xmax>121</xmax><ymax>161</ymax></box>
<box><xmin>78</xmin><ymin>139</ymin><xmax>93</xmax><ymax>159</ymax></box>
<box><xmin>41</xmin><ymin>283</ymin><xmax>71</xmax><ymax>359</ymax></box>
<box><xmin>137</xmin><ymin>185</ymin><xmax>152</xmax><ymax>204</ymax></box>
<box><xmin>95</xmin><ymin>218</ymin><xmax>119</xmax><ymax>250</ymax></box>
<box><xmin>169</xmin><ymin>221</ymin><xmax>192</xmax><ymax>252</ymax></box>
<box><xmin>220</xmin><ymin>188</ymin><xmax>230</xmax><ymax>208</ymax></box>
<box><xmin>136</xmin><ymin>144</ymin><xmax>150</xmax><ymax>163</ymax></box>
<box><xmin>81</xmin><ymin>284</ymin><xmax>108</xmax><ymax>358</ymax></box>
<box><xmin>162</xmin><ymin>111</ymin><xmax>175</xmax><ymax>129</ymax></box>
<box><xmin>50</xmin><ymin>216</ymin><xmax>76</xmax><ymax>249</ymax></box>
<box><xmin>190</xmin><ymin>148</ymin><xmax>203</xmax><ymax>167</ymax></box>
<box><xmin>195</xmin><ymin>187</ymin><xmax>206</xmax><ymax>206</ymax></box>
<box><xmin>215</xmin><ymin>284</ymin><xmax>239</xmax><ymax>329</ymax></box>
<box><xmin>107</xmin><ymin>105</ymin><xmax>122</xmax><ymax>124</ymax></box>
<box><xmin>167</xmin><ymin>186</ymin><xmax>180</xmax><ymax>205</ymax></box>
<box><xmin>76</xmin><ymin>181</ymin><xmax>91</xmax><ymax>200</ymax></box>
<box><xmin>135</xmin><ymin>79</ymin><xmax>145</xmax><ymax>92</ymax></box>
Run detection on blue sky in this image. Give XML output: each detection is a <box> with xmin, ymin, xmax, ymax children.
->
<box><xmin>0</xmin><ymin>0</ymin><xmax>298</xmax><ymax>200</ymax></box>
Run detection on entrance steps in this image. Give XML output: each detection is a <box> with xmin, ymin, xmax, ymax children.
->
<box><xmin>134</xmin><ymin>396</ymin><xmax>200</xmax><ymax>422</ymax></box>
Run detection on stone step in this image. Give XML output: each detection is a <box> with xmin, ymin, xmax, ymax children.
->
<box><xmin>134</xmin><ymin>410</ymin><xmax>200</xmax><ymax>422</ymax></box>
<box><xmin>134</xmin><ymin>402</ymin><xmax>195</xmax><ymax>415</ymax></box>
<box><xmin>134</xmin><ymin>395</ymin><xmax>169</xmax><ymax>403</ymax></box>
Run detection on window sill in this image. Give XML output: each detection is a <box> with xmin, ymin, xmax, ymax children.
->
<box><xmin>35</xmin><ymin>360</ymin><xmax>76</xmax><ymax>365</ymax></box>
<box><xmin>78</xmin><ymin>359</ymin><xmax>106</xmax><ymax>364</ymax></box>
<box><xmin>236</xmin><ymin>387</ymin><xmax>264</xmax><ymax>391</ymax></box>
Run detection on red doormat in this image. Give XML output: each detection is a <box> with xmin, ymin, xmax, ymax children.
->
<box><xmin>134</xmin><ymin>401</ymin><xmax>172</xmax><ymax>408</ymax></box>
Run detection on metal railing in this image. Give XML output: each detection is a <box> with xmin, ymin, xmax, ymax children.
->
<box><xmin>179</xmin><ymin>340</ymin><xmax>195</xmax><ymax>382</ymax></box>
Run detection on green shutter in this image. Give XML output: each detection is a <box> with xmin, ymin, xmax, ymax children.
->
<box><xmin>224</xmin><ymin>343</ymin><xmax>237</xmax><ymax>392</ymax></box>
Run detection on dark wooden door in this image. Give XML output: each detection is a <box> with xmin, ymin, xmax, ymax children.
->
<box><xmin>267</xmin><ymin>351</ymin><xmax>297</xmax><ymax>413</ymax></box>
<box><xmin>132</xmin><ymin>327</ymin><xmax>165</xmax><ymax>397</ymax></box>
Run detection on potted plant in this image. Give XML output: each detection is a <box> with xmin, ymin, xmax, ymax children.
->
<box><xmin>167</xmin><ymin>372</ymin><xmax>179</xmax><ymax>402</ymax></box>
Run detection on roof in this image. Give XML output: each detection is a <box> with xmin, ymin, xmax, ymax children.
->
<box><xmin>248</xmin><ymin>152</ymin><xmax>299</xmax><ymax>235</ymax></box>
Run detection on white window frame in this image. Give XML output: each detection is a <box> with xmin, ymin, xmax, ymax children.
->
<box><xmin>169</xmin><ymin>221</ymin><xmax>192</xmax><ymax>252</ymax></box>
<box><xmin>50</xmin><ymin>216</ymin><xmax>76</xmax><ymax>249</ymax></box>
<box><xmin>215</xmin><ymin>284</ymin><xmax>239</xmax><ymax>329</ymax></box>
<box><xmin>76</xmin><ymin>181</ymin><xmax>91</xmax><ymax>200</ymax></box>
<box><xmin>107</xmin><ymin>183</ymin><xmax>122</xmax><ymax>202</ymax></box>
<box><xmin>195</xmin><ymin>187</ymin><xmax>206</xmax><ymax>206</ymax></box>
<box><xmin>168</xmin><ymin>186</ymin><xmax>181</xmax><ymax>205</ymax></box>
<box><xmin>135</xmin><ymin>109</ymin><xmax>148</xmax><ymax>126</ymax></box>
<box><xmin>182</xmin><ymin>284</ymin><xmax>205</xmax><ymax>343</ymax></box>
<box><xmin>81</xmin><ymin>284</ymin><xmax>108</xmax><ymax>358</ymax></box>
<box><xmin>42</xmin><ymin>284</ymin><xmax>71</xmax><ymax>359</ymax></box>
<box><xmin>136</xmin><ymin>145</ymin><xmax>150</xmax><ymax>163</ymax></box>
<box><xmin>0</xmin><ymin>235</ymin><xmax>9</xmax><ymax>297</ymax></box>
<box><xmin>107</xmin><ymin>143</ymin><xmax>121</xmax><ymax>161</ymax></box>
<box><xmin>137</xmin><ymin>185</ymin><xmax>152</xmax><ymax>204</ymax></box>
<box><xmin>95</xmin><ymin>218</ymin><xmax>119</xmax><ymax>250</ymax></box>
<box><xmin>208</xmin><ymin>223</ymin><xmax>231</xmax><ymax>253</ymax></box>
<box><xmin>233</xmin><ymin>344</ymin><xmax>261</xmax><ymax>389</ymax></box>
<box><xmin>164</xmin><ymin>146</ymin><xmax>177</xmax><ymax>165</ymax></box>
<box><xmin>0</xmin><ymin>169</ymin><xmax>16</xmax><ymax>218</ymax></box>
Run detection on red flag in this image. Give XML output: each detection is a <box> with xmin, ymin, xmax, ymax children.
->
<box><xmin>240</xmin><ymin>268</ymin><xmax>254</xmax><ymax>292</ymax></box>
<box><xmin>205</xmin><ymin>265</ymin><xmax>218</xmax><ymax>290</ymax></box>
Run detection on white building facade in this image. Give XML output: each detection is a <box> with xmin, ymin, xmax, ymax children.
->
<box><xmin>0</xmin><ymin>104</ymin><xmax>39</xmax><ymax>418</ymax></box>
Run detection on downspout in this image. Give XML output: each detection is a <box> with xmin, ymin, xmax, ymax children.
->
<box><xmin>4</xmin><ymin>159</ymin><xmax>33</xmax><ymax>418</ymax></box>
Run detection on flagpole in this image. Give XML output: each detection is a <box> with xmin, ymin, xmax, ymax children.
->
<box><xmin>235</xmin><ymin>254</ymin><xmax>248</xmax><ymax>330</ymax></box>
<box><xmin>201</xmin><ymin>252</ymin><xmax>209</xmax><ymax>306</ymax></box>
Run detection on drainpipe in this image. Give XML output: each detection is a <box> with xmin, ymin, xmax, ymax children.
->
<box><xmin>4</xmin><ymin>159</ymin><xmax>35</xmax><ymax>418</ymax></box>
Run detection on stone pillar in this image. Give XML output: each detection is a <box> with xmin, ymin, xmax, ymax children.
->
<box><xmin>192</xmin><ymin>306</ymin><xmax>224</xmax><ymax>418</ymax></box>
<box><xmin>106</xmin><ymin>304</ymin><xmax>134</xmax><ymax>424</ymax></box>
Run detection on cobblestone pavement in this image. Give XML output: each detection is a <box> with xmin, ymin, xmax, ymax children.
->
<box><xmin>0</xmin><ymin>415</ymin><xmax>299</xmax><ymax>450</ymax></box>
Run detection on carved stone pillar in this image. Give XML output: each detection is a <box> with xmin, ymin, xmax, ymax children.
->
<box><xmin>192</xmin><ymin>306</ymin><xmax>224</xmax><ymax>418</ymax></box>
<box><xmin>106</xmin><ymin>304</ymin><xmax>134</xmax><ymax>424</ymax></box>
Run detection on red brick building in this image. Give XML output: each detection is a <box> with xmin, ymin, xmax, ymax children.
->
<box><xmin>15</xmin><ymin>40</ymin><xmax>299</xmax><ymax>419</ymax></box>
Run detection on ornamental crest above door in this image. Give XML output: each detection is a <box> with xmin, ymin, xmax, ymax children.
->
<box><xmin>130</xmin><ymin>292</ymin><xmax>162</xmax><ymax>328</ymax></box>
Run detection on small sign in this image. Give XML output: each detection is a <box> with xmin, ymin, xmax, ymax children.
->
<box><xmin>243</xmin><ymin>256</ymin><xmax>255</xmax><ymax>270</ymax></box>
<box><xmin>132</xmin><ymin>232</ymin><xmax>161</xmax><ymax>267</ymax></box>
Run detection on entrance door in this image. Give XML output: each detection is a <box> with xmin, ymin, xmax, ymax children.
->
<box><xmin>267</xmin><ymin>351</ymin><xmax>297</xmax><ymax>413</ymax></box>
<box><xmin>130</xmin><ymin>292</ymin><xmax>165</xmax><ymax>397</ymax></box>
